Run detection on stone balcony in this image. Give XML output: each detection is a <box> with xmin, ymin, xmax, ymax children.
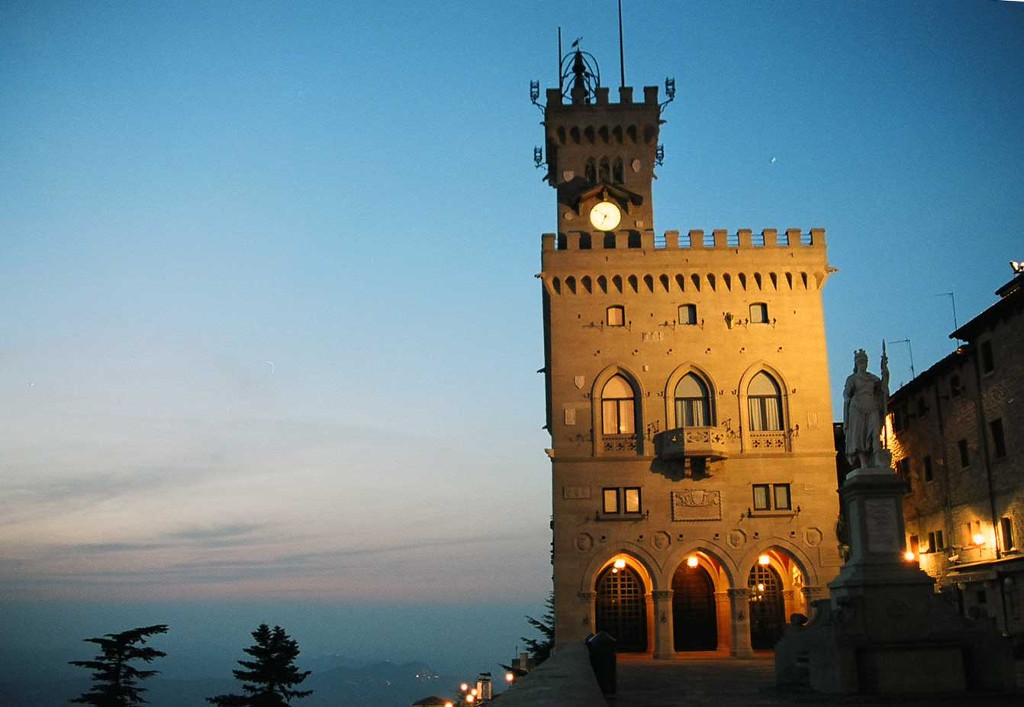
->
<box><xmin>654</xmin><ymin>426</ymin><xmax>729</xmax><ymax>461</ymax></box>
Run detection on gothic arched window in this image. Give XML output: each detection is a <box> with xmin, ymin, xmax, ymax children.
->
<box><xmin>675</xmin><ymin>374</ymin><xmax>712</xmax><ymax>428</ymax></box>
<box><xmin>748</xmin><ymin>372</ymin><xmax>783</xmax><ymax>431</ymax></box>
<box><xmin>585</xmin><ymin>158</ymin><xmax>597</xmax><ymax>184</ymax></box>
<box><xmin>612</xmin><ymin>157</ymin><xmax>624</xmax><ymax>184</ymax></box>
<box><xmin>599</xmin><ymin>157</ymin><xmax>611</xmax><ymax>183</ymax></box>
<box><xmin>602</xmin><ymin>375</ymin><xmax>636</xmax><ymax>435</ymax></box>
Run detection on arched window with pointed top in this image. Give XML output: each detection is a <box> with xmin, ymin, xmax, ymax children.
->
<box><xmin>602</xmin><ymin>375</ymin><xmax>636</xmax><ymax>436</ymax></box>
<box><xmin>747</xmin><ymin>371</ymin><xmax>783</xmax><ymax>431</ymax></box>
<box><xmin>612</xmin><ymin>157</ymin><xmax>624</xmax><ymax>184</ymax></box>
<box><xmin>585</xmin><ymin>158</ymin><xmax>597</xmax><ymax>184</ymax></box>
<box><xmin>599</xmin><ymin>157</ymin><xmax>611</xmax><ymax>182</ymax></box>
<box><xmin>675</xmin><ymin>373</ymin><xmax>713</xmax><ymax>428</ymax></box>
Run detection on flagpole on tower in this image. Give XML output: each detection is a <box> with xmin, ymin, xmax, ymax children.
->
<box><xmin>618</xmin><ymin>0</ymin><xmax>626</xmax><ymax>88</ymax></box>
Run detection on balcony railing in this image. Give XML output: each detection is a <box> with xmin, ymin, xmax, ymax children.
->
<box><xmin>602</xmin><ymin>434</ymin><xmax>638</xmax><ymax>453</ymax></box>
<box><xmin>654</xmin><ymin>426</ymin><xmax>729</xmax><ymax>461</ymax></box>
<box><xmin>747</xmin><ymin>429</ymin><xmax>790</xmax><ymax>452</ymax></box>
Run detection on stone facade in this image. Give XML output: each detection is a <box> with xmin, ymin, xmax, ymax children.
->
<box><xmin>538</xmin><ymin>62</ymin><xmax>841</xmax><ymax>657</ymax></box>
<box><xmin>888</xmin><ymin>269</ymin><xmax>1024</xmax><ymax>641</ymax></box>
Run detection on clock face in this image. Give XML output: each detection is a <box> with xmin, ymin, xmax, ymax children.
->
<box><xmin>589</xmin><ymin>201</ymin><xmax>621</xmax><ymax>231</ymax></box>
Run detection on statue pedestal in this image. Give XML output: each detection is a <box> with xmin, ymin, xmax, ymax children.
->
<box><xmin>775</xmin><ymin>466</ymin><xmax>1015</xmax><ymax>696</ymax></box>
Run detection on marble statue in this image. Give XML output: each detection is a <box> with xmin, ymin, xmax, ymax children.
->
<box><xmin>842</xmin><ymin>346</ymin><xmax>889</xmax><ymax>469</ymax></box>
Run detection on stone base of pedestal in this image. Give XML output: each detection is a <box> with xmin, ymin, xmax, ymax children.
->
<box><xmin>775</xmin><ymin>464</ymin><xmax>1016</xmax><ymax>696</ymax></box>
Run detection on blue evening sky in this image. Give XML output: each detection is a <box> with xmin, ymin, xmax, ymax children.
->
<box><xmin>2</xmin><ymin>0</ymin><xmax>1022</xmax><ymax>683</ymax></box>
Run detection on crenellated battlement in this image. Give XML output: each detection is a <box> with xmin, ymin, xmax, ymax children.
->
<box><xmin>540</xmin><ymin>228</ymin><xmax>831</xmax><ymax>296</ymax></box>
<box><xmin>543</xmin><ymin>228</ymin><xmax>826</xmax><ymax>252</ymax></box>
<box><xmin>546</xmin><ymin>84</ymin><xmax>660</xmax><ymax>109</ymax></box>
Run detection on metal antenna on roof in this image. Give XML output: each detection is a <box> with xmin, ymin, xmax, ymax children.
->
<box><xmin>935</xmin><ymin>292</ymin><xmax>960</xmax><ymax>344</ymax></box>
<box><xmin>887</xmin><ymin>338</ymin><xmax>916</xmax><ymax>380</ymax></box>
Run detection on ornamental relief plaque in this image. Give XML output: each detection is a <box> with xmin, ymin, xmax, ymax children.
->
<box><xmin>671</xmin><ymin>489</ymin><xmax>722</xmax><ymax>521</ymax></box>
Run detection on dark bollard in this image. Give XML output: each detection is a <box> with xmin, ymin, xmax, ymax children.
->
<box><xmin>586</xmin><ymin>631</ymin><xmax>617</xmax><ymax>695</ymax></box>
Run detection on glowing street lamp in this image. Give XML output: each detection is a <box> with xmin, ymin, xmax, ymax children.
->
<box><xmin>973</xmin><ymin>533</ymin><xmax>986</xmax><ymax>546</ymax></box>
<box><xmin>505</xmin><ymin>672</ymin><xmax>515</xmax><ymax>685</ymax></box>
<box><xmin>904</xmin><ymin>550</ymin><xmax>916</xmax><ymax>562</ymax></box>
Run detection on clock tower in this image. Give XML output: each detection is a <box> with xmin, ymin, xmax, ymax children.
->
<box><xmin>537</xmin><ymin>46</ymin><xmax>842</xmax><ymax>658</ymax></box>
<box><xmin>543</xmin><ymin>48</ymin><xmax>660</xmax><ymax>241</ymax></box>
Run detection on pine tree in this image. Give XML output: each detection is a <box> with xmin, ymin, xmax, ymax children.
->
<box><xmin>207</xmin><ymin>624</ymin><xmax>312</xmax><ymax>706</ymax></box>
<box><xmin>69</xmin><ymin>624</ymin><xmax>169</xmax><ymax>706</ymax></box>
<box><xmin>521</xmin><ymin>592</ymin><xmax>555</xmax><ymax>665</ymax></box>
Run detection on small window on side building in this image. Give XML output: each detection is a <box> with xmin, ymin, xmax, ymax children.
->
<box><xmin>990</xmin><ymin>418</ymin><xmax>1006</xmax><ymax>458</ymax></box>
<box><xmin>950</xmin><ymin>374</ymin><xmax>962</xmax><ymax>398</ymax></box>
<box><xmin>1001</xmin><ymin>517</ymin><xmax>1015</xmax><ymax>552</ymax></box>
<box><xmin>980</xmin><ymin>340</ymin><xmax>994</xmax><ymax>374</ymax></box>
<box><xmin>927</xmin><ymin>532</ymin><xmax>936</xmax><ymax>553</ymax></box>
<box><xmin>936</xmin><ymin>530</ymin><xmax>945</xmax><ymax>550</ymax></box>
<box><xmin>923</xmin><ymin>455</ymin><xmax>933</xmax><ymax>482</ymax></box>
<box><xmin>958</xmin><ymin>439</ymin><xmax>970</xmax><ymax>468</ymax></box>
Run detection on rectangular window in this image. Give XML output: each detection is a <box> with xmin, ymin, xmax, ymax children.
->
<box><xmin>752</xmin><ymin>484</ymin><xmax>771</xmax><ymax>511</ymax></box>
<box><xmin>923</xmin><ymin>455</ymin><xmax>933</xmax><ymax>482</ymax></box>
<box><xmin>678</xmin><ymin>304</ymin><xmax>697</xmax><ymax>325</ymax></box>
<box><xmin>990</xmin><ymin>418</ymin><xmax>1006</xmax><ymax>458</ymax></box>
<box><xmin>773</xmin><ymin>484</ymin><xmax>792</xmax><ymax>511</ymax></box>
<box><xmin>958</xmin><ymin>439</ymin><xmax>970</xmax><ymax>467</ymax></box>
<box><xmin>950</xmin><ymin>374</ymin><xmax>962</xmax><ymax>397</ymax></box>
<box><xmin>981</xmin><ymin>340</ymin><xmax>994</xmax><ymax>374</ymax></box>
<box><xmin>936</xmin><ymin>530</ymin><xmax>945</xmax><ymax>550</ymax></box>
<box><xmin>602</xmin><ymin>487</ymin><xmax>641</xmax><ymax>515</ymax></box>
<box><xmin>606</xmin><ymin>306</ymin><xmax>625</xmax><ymax>327</ymax></box>
<box><xmin>927</xmin><ymin>532</ymin><xmax>936</xmax><ymax>553</ymax></box>
<box><xmin>1001</xmin><ymin>517</ymin><xmax>1015</xmax><ymax>551</ymax></box>
<box><xmin>749</xmin><ymin>302</ymin><xmax>768</xmax><ymax>324</ymax></box>
<box><xmin>752</xmin><ymin>484</ymin><xmax>791</xmax><ymax>511</ymax></box>
<box><xmin>623</xmin><ymin>488</ymin><xmax>641</xmax><ymax>514</ymax></box>
<box><xmin>892</xmin><ymin>407</ymin><xmax>906</xmax><ymax>433</ymax></box>
<box><xmin>896</xmin><ymin>458</ymin><xmax>911</xmax><ymax>493</ymax></box>
<box><xmin>602</xmin><ymin>488</ymin><xmax>620</xmax><ymax>514</ymax></box>
<box><xmin>909</xmin><ymin>535</ymin><xmax>919</xmax><ymax>554</ymax></box>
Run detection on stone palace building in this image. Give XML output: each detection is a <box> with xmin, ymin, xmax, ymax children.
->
<box><xmin>537</xmin><ymin>49</ymin><xmax>842</xmax><ymax>658</ymax></box>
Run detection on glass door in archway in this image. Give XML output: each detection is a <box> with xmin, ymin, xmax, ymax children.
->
<box><xmin>671</xmin><ymin>563</ymin><xmax>717</xmax><ymax>651</ymax></box>
<box><xmin>748</xmin><ymin>564</ymin><xmax>785</xmax><ymax>649</ymax></box>
<box><xmin>595</xmin><ymin>565</ymin><xmax>647</xmax><ymax>652</ymax></box>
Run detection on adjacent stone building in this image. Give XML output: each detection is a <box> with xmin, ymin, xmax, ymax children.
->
<box><xmin>889</xmin><ymin>267</ymin><xmax>1024</xmax><ymax>641</ymax></box>
<box><xmin>538</xmin><ymin>51</ymin><xmax>842</xmax><ymax>657</ymax></box>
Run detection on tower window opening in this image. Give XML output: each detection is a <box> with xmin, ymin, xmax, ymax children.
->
<box><xmin>749</xmin><ymin>302</ymin><xmax>769</xmax><ymax>324</ymax></box>
<box><xmin>585</xmin><ymin>158</ymin><xmax>597</xmax><ymax>184</ymax></box>
<box><xmin>606</xmin><ymin>306</ymin><xmax>625</xmax><ymax>327</ymax></box>
<box><xmin>612</xmin><ymin>157</ymin><xmax>624</xmax><ymax>184</ymax></box>
<box><xmin>599</xmin><ymin>157</ymin><xmax>611</xmax><ymax>183</ymax></box>
<box><xmin>678</xmin><ymin>304</ymin><xmax>697</xmax><ymax>325</ymax></box>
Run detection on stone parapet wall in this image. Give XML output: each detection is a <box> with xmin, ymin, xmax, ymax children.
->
<box><xmin>496</xmin><ymin>642</ymin><xmax>606</xmax><ymax>707</ymax></box>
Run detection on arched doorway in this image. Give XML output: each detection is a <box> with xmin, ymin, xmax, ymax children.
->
<box><xmin>748</xmin><ymin>563</ymin><xmax>785</xmax><ymax>649</ymax></box>
<box><xmin>671</xmin><ymin>562</ymin><xmax>717</xmax><ymax>651</ymax></box>
<box><xmin>595</xmin><ymin>564</ymin><xmax>647</xmax><ymax>652</ymax></box>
